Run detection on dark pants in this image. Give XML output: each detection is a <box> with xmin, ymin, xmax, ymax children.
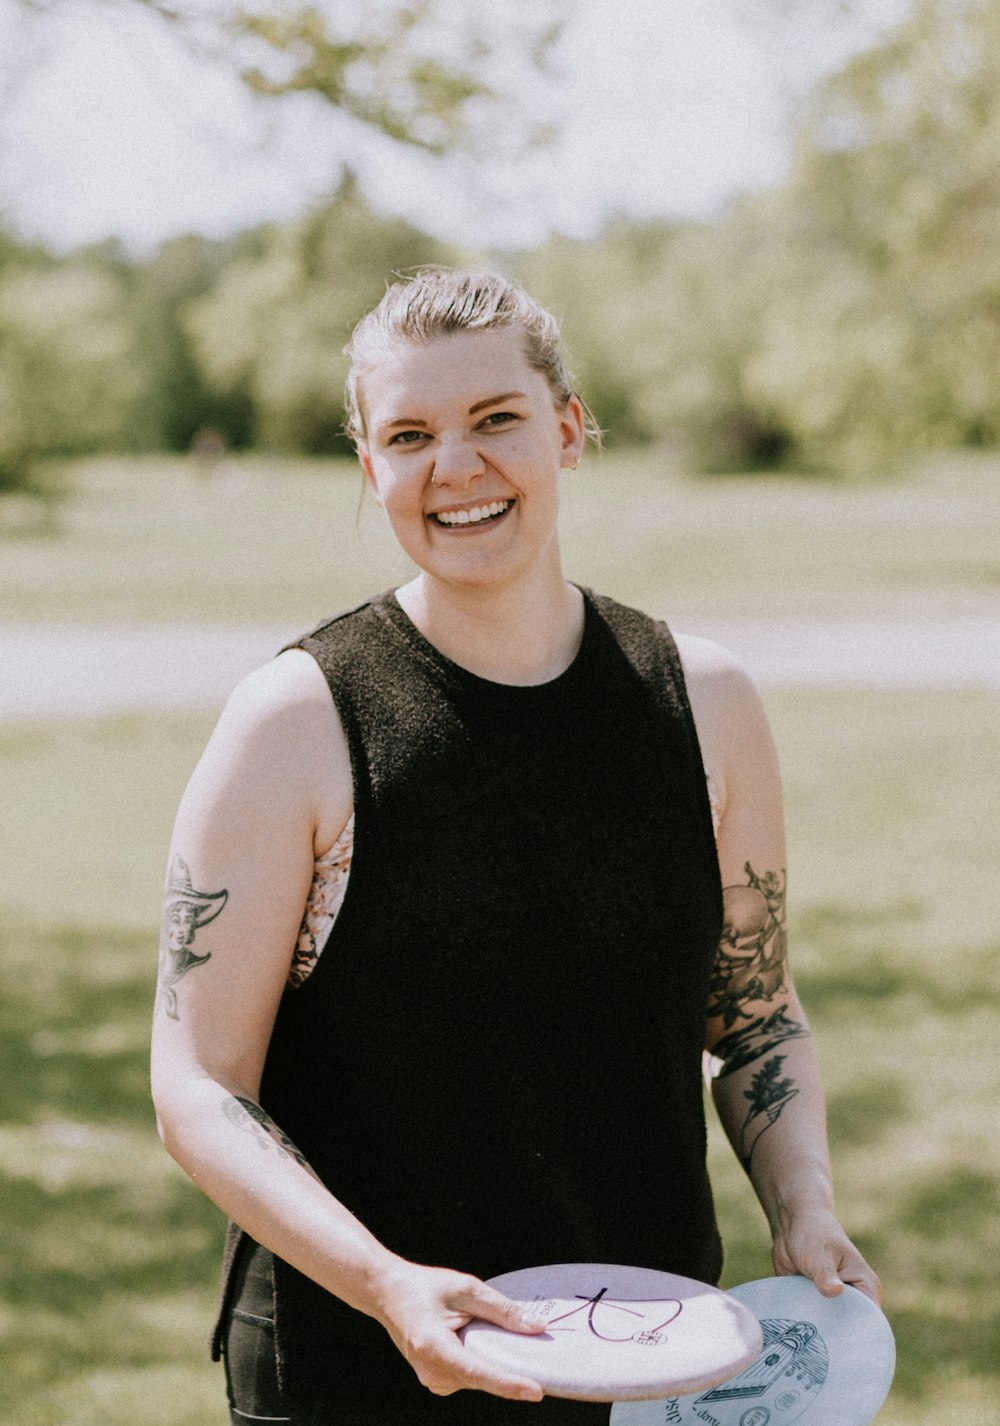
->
<box><xmin>223</xmin><ymin>1237</ymin><xmax>301</xmax><ymax>1424</ymax></box>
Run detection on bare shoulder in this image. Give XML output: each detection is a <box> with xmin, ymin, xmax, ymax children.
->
<box><xmin>673</xmin><ymin>633</ymin><xmax>764</xmax><ymax>729</ymax></box>
<box><xmin>191</xmin><ymin>649</ymin><xmax>352</xmax><ymax>853</ymax></box>
<box><xmin>222</xmin><ymin>647</ymin><xmax>336</xmax><ymax>727</ymax></box>
<box><xmin>673</xmin><ymin>633</ymin><xmax>777</xmax><ymax>812</ymax></box>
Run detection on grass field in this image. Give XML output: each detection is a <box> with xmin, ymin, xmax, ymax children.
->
<box><xmin>2</xmin><ymin>447</ymin><xmax>999</xmax><ymax>624</ymax></box>
<box><xmin>1</xmin><ymin>453</ymin><xmax>998</xmax><ymax>1425</ymax></box>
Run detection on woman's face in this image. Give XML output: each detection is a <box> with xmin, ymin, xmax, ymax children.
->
<box><xmin>358</xmin><ymin>328</ymin><xmax>585</xmax><ymax>593</ymax></box>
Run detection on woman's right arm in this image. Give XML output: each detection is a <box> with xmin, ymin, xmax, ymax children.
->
<box><xmin>150</xmin><ymin>651</ymin><xmax>544</xmax><ymax>1402</ymax></box>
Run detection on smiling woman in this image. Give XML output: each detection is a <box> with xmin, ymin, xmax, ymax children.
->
<box><xmin>352</xmin><ymin>325</ymin><xmax>585</xmax><ymax>667</ymax></box>
<box><xmin>150</xmin><ymin>268</ymin><xmax>880</xmax><ymax>1426</ymax></box>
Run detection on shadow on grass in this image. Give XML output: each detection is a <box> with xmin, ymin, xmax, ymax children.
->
<box><xmin>1</xmin><ymin>921</ymin><xmax>158</xmax><ymax>1125</ymax></box>
<box><xmin>0</xmin><ymin>919</ymin><xmax>227</xmax><ymax>1411</ymax></box>
<box><xmin>0</xmin><ymin>1172</ymin><xmax>223</xmax><ymax>1314</ymax></box>
<box><xmin>795</xmin><ymin>901</ymin><xmax>1000</xmax><ymax>1016</ymax></box>
<box><xmin>872</xmin><ymin>1167</ymin><xmax>1000</xmax><ymax>1399</ymax></box>
<box><xmin>826</xmin><ymin>1074</ymin><xmax>911</xmax><ymax>1147</ymax></box>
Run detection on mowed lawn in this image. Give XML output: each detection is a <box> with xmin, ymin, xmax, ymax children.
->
<box><xmin>1</xmin><ymin>453</ymin><xmax>998</xmax><ymax>1425</ymax></box>
<box><xmin>3</xmin><ymin>446</ymin><xmax>999</xmax><ymax>624</ymax></box>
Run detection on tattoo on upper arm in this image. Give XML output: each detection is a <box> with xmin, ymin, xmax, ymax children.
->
<box><xmin>709</xmin><ymin>863</ymin><xmax>809</xmax><ymax>1075</ymax></box>
<box><xmin>158</xmin><ymin>856</ymin><xmax>228</xmax><ymax>1021</ymax></box>
<box><xmin>739</xmin><ymin>1053</ymin><xmax>799</xmax><ymax>1171</ymax></box>
<box><xmin>710</xmin><ymin>863</ymin><xmax>789</xmax><ymax>1027</ymax></box>
<box><xmin>222</xmin><ymin>1095</ymin><xmax>311</xmax><ymax>1170</ymax></box>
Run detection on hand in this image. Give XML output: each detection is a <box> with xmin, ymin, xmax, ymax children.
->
<box><xmin>372</xmin><ymin>1257</ymin><xmax>547</xmax><ymax>1400</ymax></box>
<box><xmin>772</xmin><ymin>1207</ymin><xmax>883</xmax><ymax>1305</ymax></box>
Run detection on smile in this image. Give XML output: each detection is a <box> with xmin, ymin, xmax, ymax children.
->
<box><xmin>431</xmin><ymin>499</ymin><xmax>512</xmax><ymax>527</ymax></box>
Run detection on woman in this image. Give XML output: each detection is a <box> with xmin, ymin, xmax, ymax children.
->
<box><xmin>151</xmin><ymin>270</ymin><xmax>880</xmax><ymax>1425</ymax></box>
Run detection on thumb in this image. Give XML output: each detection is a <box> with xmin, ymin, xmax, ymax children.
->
<box><xmin>811</xmin><ymin>1262</ymin><xmax>846</xmax><ymax>1298</ymax></box>
<box><xmin>460</xmin><ymin>1283</ymin><xmax>549</xmax><ymax>1336</ymax></box>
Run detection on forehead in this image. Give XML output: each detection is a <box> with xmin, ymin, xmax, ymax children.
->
<box><xmin>362</xmin><ymin>328</ymin><xmax>544</xmax><ymax>420</ymax></box>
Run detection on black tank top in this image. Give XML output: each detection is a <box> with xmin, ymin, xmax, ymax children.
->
<box><xmin>214</xmin><ymin>588</ymin><xmax>723</xmax><ymax>1417</ymax></box>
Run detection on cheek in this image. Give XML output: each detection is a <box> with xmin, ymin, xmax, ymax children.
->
<box><xmin>376</xmin><ymin>469</ymin><xmax>421</xmax><ymax>515</ymax></box>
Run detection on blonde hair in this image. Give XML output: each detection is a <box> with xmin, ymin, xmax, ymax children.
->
<box><xmin>344</xmin><ymin>267</ymin><xmax>600</xmax><ymax>447</ymax></box>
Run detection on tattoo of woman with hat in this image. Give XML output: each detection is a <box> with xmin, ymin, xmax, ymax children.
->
<box><xmin>158</xmin><ymin>855</ymin><xmax>228</xmax><ymax>1021</ymax></box>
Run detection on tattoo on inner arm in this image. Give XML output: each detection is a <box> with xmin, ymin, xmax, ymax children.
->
<box><xmin>222</xmin><ymin>1095</ymin><xmax>311</xmax><ymax>1170</ymax></box>
<box><xmin>739</xmin><ymin>1053</ymin><xmax>799</xmax><ymax>1171</ymax></box>
<box><xmin>709</xmin><ymin>863</ymin><xmax>809</xmax><ymax>1074</ymax></box>
<box><xmin>158</xmin><ymin>855</ymin><xmax>228</xmax><ymax>1021</ymax></box>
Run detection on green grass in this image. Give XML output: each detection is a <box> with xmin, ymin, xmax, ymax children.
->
<box><xmin>3</xmin><ymin>448</ymin><xmax>1000</xmax><ymax>623</ymax></box>
<box><xmin>2</xmin><ymin>689</ymin><xmax>997</xmax><ymax>1424</ymax></box>
<box><xmin>2</xmin><ymin>452</ymin><xmax>998</xmax><ymax>1422</ymax></box>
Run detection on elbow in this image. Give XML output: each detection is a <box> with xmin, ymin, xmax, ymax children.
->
<box><xmin>152</xmin><ymin>1092</ymin><xmax>183</xmax><ymax>1162</ymax></box>
<box><xmin>154</xmin><ymin>1105</ymin><xmax>171</xmax><ymax>1150</ymax></box>
<box><xmin>150</xmin><ymin>1070</ymin><xmax>193</xmax><ymax>1164</ymax></box>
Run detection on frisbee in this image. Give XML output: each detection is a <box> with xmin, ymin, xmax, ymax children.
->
<box><xmin>459</xmin><ymin>1263</ymin><xmax>763</xmax><ymax>1402</ymax></box>
<box><xmin>609</xmin><ymin>1275</ymin><xmax>895</xmax><ymax>1426</ymax></box>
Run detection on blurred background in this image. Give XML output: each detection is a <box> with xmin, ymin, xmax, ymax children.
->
<box><xmin>1</xmin><ymin>2</ymin><xmax>998</xmax><ymax>1423</ymax></box>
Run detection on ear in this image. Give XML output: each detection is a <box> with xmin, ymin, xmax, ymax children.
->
<box><xmin>358</xmin><ymin>445</ymin><xmax>381</xmax><ymax>502</ymax></box>
<box><xmin>559</xmin><ymin>394</ymin><xmax>586</xmax><ymax>470</ymax></box>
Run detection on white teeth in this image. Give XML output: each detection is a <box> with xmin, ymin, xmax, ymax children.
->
<box><xmin>435</xmin><ymin>500</ymin><xmax>511</xmax><ymax>526</ymax></box>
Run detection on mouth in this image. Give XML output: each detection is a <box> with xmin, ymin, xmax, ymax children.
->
<box><xmin>429</xmin><ymin>499</ymin><xmax>513</xmax><ymax>529</ymax></box>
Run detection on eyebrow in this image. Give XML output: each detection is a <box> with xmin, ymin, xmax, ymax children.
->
<box><xmin>380</xmin><ymin>391</ymin><xmax>528</xmax><ymax>432</ymax></box>
<box><xmin>468</xmin><ymin>391</ymin><xmax>527</xmax><ymax>414</ymax></box>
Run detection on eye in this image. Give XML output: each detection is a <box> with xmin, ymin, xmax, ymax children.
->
<box><xmin>388</xmin><ymin>429</ymin><xmax>429</xmax><ymax>446</ymax></box>
<box><xmin>479</xmin><ymin>411</ymin><xmax>520</xmax><ymax>429</ymax></box>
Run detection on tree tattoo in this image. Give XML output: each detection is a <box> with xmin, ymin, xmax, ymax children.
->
<box><xmin>158</xmin><ymin>856</ymin><xmax>228</xmax><ymax>1020</ymax></box>
<box><xmin>740</xmin><ymin>1053</ymin><xmax>800</xmax><ymax>1171</ymax></box>
<box><xmin>222</xmin><ymin>1095</ymin><xmax>311</xmax><ymax>1170</ymax></box>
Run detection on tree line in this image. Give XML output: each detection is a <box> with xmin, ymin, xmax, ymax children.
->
<box><xmin>3</xmin><ymin>0</ymin><xmax>1000</xmax><ymax>486</ymax></box>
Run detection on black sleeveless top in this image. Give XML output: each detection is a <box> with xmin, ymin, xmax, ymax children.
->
<box><xmin>214</xmin><ymin>588</ymin><xmax>724</xmax><ymax>1418</ymax></box>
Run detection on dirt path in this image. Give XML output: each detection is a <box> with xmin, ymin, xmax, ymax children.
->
<box><xmin>2</xmin><ymin>617</ymin><xmax>998</xmax><ymax>720</ymax></box>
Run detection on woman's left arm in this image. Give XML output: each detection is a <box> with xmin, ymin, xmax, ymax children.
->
<box><xmin>678</xmin><ymin>637</ymin><xmax>882</xmax><ymax>1305</ymax></box>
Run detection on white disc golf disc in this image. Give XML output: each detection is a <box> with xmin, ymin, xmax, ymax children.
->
<box><xmin>459</xmin><ymin>1263</ymin><xmax>763</xmax><ymax>1402</ymax></box>
<box><xmin>610</xmin><ymin>1276</ymin><xmax>895</xmax><ymax>1426</ymax></box>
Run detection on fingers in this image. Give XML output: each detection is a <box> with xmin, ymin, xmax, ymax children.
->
<box><xmin>455</xmin><ymin>1280</ymin><xmax>550</xmax><ymax>1336</ymax></box>
<box><xmin>823</xmin><ymin>1238</ymin><xmax>884</xmax><ymax>1306</ymax></box>
<box><xmin>835</xmin><ymin>1256</ymin><xmax>883</xmax><ymax>1306</ymax></box>
<box><xmin>378</xmin><ymin>1264</ymin><xmax>546</xmax><ymax>1402</ymax></box>
<box><xmin>424</xmin><ymin>1332</ymin><xmax>544</xmax><ymax>1402</ymax></box>
<box><xmin>409</xmin><ymin>1316</ymin><xmax>543</xmax><ymax>1401</ymax></box>
<box><xmin>808</xmin><ymin>1259</ymin><xmax>847</xmax><ymax>1298</ymax></box>
<box><xmin>774</xmin><ymin>1227</ymin><xmax>883</xmax><ymax>1307</ymax></box>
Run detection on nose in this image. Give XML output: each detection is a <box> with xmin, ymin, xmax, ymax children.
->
<box><xmin>430</xmin><ymin>433</ymin><xmax>486</xmax><ymax>488</ymax></box>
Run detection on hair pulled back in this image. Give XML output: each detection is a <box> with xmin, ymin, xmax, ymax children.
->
<box><xmin>344</xmin><ymin>267</ymin><xmax>598</xmax><ymax>447</ymax></box>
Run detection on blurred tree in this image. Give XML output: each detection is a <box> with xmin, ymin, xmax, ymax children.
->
<box><xmin>10</xmin><ymin>0</ymin><xmax>565</xmax><ymax>156</ymax></box>
<box><xmin>0</xmin><ymin>241</ymin><xmax>139</xmax><ymax>489</ymax></box>
<box><xmin>121</xmin><ymin>234</ymin><xmax>254</xmax><ymax>451</ymax></box>
<box><xmin>1</xmin><ymin>0</ymin><xmax>564</xmax><ymax>491</ymax></box>
<box><xmin>531</xmin><ymin>0</ymin><xmax>1000</xmax><ymax>472</ymax></box>
<box><xmin>521</xmin><ymin>211</ymin><xmax>795</xmax><ymax>468</ymax></box>
<box><xmin>183</xmin><ymin>174</ymin><xmax>449</xmax><ymax>452</ymax></box>
<box><xmin>745</xmin><ymin>0</ymin><xmax>1000</xmax><ymax>467</ymax></box>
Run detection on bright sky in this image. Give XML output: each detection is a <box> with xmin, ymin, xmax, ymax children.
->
<box><xmin>0</xmin><ymin>0</ymin><xmax>904</xmax><ymax>254</ymax></box>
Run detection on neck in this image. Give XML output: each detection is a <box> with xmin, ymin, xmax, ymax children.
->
<box><xmin>395</xmin><ymin>570</ymin><xmax>585</xmax><ymax>686</ymax></box>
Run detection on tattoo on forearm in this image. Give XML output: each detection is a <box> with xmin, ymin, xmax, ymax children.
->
<box><xmin>740</xmin><ymin>1053</ymin><xmax>799</xmax><ymax>1171</ymax></box>
<box><xmin>158</xmin><ymin>856</ymin><xmax>228</xmax><ymax>1021</ymax></box>
<box><xmin>713</xmin><ymin>1006</ymin><xmax>810</xmax><ymax>1078</ymax></box>
<box><xmin>709</xmin><ymin>864</ymin><xmax>788</xmax><ymax>1030</ymax></box>
<box><xmin>222</xmin><ymin>1095</ymin><xmax>311</xmax><ymax>1170</ymax></box>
